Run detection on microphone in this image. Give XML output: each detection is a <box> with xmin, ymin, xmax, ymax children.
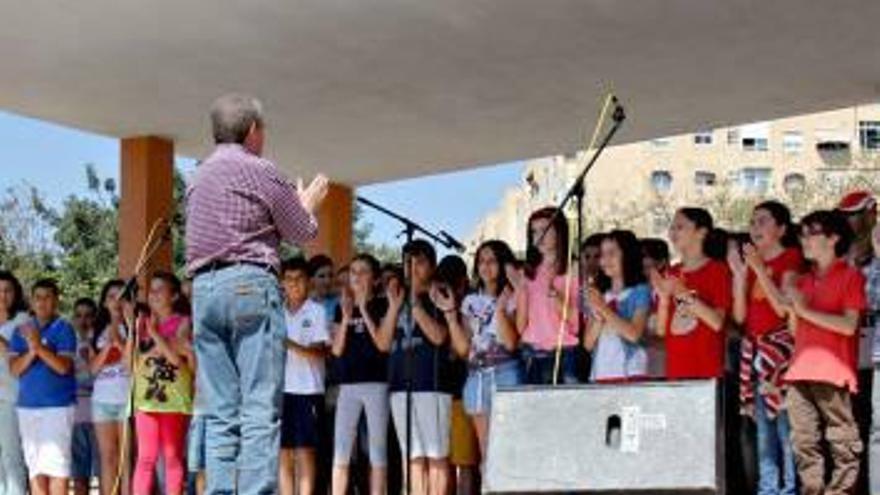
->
<box><xmin>439</xmin><ymin>230</ymin><xmax>466</xmax><ymax>253</ymax></box>
<box><xmin>612</xmin><ymin>96</ymin><xmax>626</xmax><ymax>123</ymax></box>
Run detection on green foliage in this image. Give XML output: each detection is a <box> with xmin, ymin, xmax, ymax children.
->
<box><xmin>44</xmin><ymin>190</ymin><xmax>119</xmax><ymax>304</ymax></box>
<box><xmin>171</xmin><ymin>166</ymin><xmax>188</xmax><ymax>278</ymax></box>
<box><xmin>353</xmin><ymin>202</ymin><xmax>402</xmax><ymax>264</ymax></box>
<box><xmin>0</xmin><ymin>163</ymin><xmax>190</xmax><ymax>310</ymax></box>
<box><xmin>1</xmin><ymin>163</ymin><xmax>399</xmax><ymax>312</ymax></box>
<box><xmin>0</xmin><ymin>184</ymin><xmax>59</xmax><ymax>293</ymax></box>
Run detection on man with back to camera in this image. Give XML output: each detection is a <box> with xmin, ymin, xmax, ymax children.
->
<box><xmin>186</xmin><ymin>93</ymin><xmax>329</xmax><ymax>495</ymax></box>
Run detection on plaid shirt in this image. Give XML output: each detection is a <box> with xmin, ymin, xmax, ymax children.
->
<box><xmin>865</xmin><ymin>257</ymin><xmax>880</xmax><ymax>363</ymax></box>
<box><xmin>185</xmin><ymin>144</ymin><xmax>317</xmax><ymax>275</ymax></box>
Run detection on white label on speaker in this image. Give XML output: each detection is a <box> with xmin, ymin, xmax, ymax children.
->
<box><xmin>621</xmin><ymin>406</ymin><xmax>640</xmax><ymax>453</ymax></box>
<box><xmin>639</xmin><ymin>413</ymin><xmax>668</xmax><ymax>431</ymax></box>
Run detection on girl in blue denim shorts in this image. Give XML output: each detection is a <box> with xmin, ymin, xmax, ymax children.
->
<box><xmin>442</xmin><ymin>240</ymin><xmax>523</xmax><ymax>459</ymax></box>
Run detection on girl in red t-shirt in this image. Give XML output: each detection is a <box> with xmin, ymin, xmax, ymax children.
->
<box><xmin>651</xmin><ymin>207</ymin><xmax>732</xmax><ymax>379</ymax></box>
<box><xmin>728</xmin><ymin>200</ymin><xmax>802</xmax><ymax>495</ymax></box>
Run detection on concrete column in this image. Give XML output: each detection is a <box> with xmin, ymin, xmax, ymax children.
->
<box><xmin>305</xmin><ymin>182</ymin><xmax>354</xmax><ymax>265</ymax></box>
<box><xmin>118</xmin><ymin>136</ymin><xmax>174</xmax><ymax>290</ymax></box>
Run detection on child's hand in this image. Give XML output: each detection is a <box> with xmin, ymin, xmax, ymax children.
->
<box><xmin>122</xmin><ymin>300</ymin><xmax>135</xmax><ymax>324</ymax></box>
<box><xmin>651</xmin><ymin>269</ymin><xmax>687</xmax><ymax>299</ymax></box>
<box><xmin>386</xmin><ymin>278</ymin><xmax>405</xmax><ymax>310</ymax></box>
<box><xmin>148</xmin><ymin>316</ymin><xmax>161</xmax><ymax>340</ymax></box>
<box><xmin>505</xmin><ymin>264</ymin><xmax>525</xmax><ymax>292</ymax></box>
<box><xmin>727</xmin><ymin>247</ymin><xmax>747</xmax><ymax>278</ymax></box>
<box><xmin>340</xmin><ymin>288</ymin><xmax>354</xmax><ymax>320</ymax></box>
<box><xmin>668</xmin><ymin>277</ymin><xmax>690</xmax><ymax>298</ymax></box>
<box><xmin>742</xmin><ymin>244</ymin><xmax>764</xmax><ymax>273</ymax></box>
<box><xmin>585</xmin><ymin>287</ymin><xmax>606</xmax><ymax>315</ymax></box>
<box><xmin>22</xmin><ymin>322</ymin><xmax>40</xmax><ymax>350</ymax></box>
<box><xmin>649</xmin><ymin>268</ymin><xmax>669</xmax><ymax>297</ymax></box>
<box><xmin>430</xmin><ymin>283</ymin><xmax>456</xmax><ymax>313</ymax></box>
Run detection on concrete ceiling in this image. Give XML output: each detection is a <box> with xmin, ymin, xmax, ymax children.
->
<box><xmin>2</xmin><ymin>1</ymin><xmax>879</xmax><ymax>185</ymax></box>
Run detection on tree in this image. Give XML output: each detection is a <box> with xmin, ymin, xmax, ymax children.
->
<box><xmin>32</xmin><ymin>164</ymin><xmax>119</xmax><ymax>304</ymax></box>
<box><xmin>171</xmin><ymin>166</ymin><xmax>188</xmax><ymax>276</ymax></box>
<box><xmin>353</xmin><ymin>202</ymin><xmax>404</xmax><ymax>264</ymax></box>
<box><xmin>0</xmin><ymin>184</ymin><xmax>60</xmax><ymax>292</ymax></box>
<box><xmin>0</xmin><ymin>163</ymin><xmax>192</xmax><ymax>309</ymax></box>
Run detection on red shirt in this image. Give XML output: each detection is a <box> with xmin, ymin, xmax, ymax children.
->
<box><xmin>665</xmin><ymin>260</ymin><xmax>733</xmax><ymax>379</ymax></box>
<box><xmin>745</xmin><ymin>248</ymin><xmax>803</xmax><ymax>338</ymax></box>
<box><xmin>785</xmin><ymin>260</ymin><xmax>866</xmax><ymax>393</ymax></box>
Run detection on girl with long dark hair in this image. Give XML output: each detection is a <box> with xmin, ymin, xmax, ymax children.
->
<box><xmin>515</xmin><ymin>207</ymin><xmax>582</xmax><ymax>385</ymax></box>
<box><xmin>584</xmin><ymin>230</ymin><xmax>652</xmax><ymax>382</ymax></box>
<box><xmin>0</xmin><ymin>271</ymin><xmax>29</xmax><ymax>495</ymax></box>
<box><xmin>651</xmin><ymin>207</ymin><xmax>733</xmax><ymax>379</ymax></box>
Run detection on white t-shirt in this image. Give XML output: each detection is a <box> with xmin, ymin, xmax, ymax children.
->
<box><xmin>92</xmin><ymin>325</ymin><xmax>131</xmax><ymax>405</ymax></box>
<box><xmin>284</xmin><ymin>300</ymin><xmax>329</xmax><ymax>395</ymax></box>
<box><xmin>0</xmin><ymin>313</ymin><xmax>28</xmax><ymax>404</ymax></box>
<box><xmin>74</xmin><ymin>331</ymin><xmax>95</xmax><ymax>423</ymax></box>
<box><xmin>589</xmin><ymin>286</ymin><xmax>651</xmax><ymax>382</ymax></box>
<box><xmin>461</xmin><ymin>292</ymin><xmax>517</xmax><ymax>367</ymax></box>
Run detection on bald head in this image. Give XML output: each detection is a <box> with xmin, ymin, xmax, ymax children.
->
<box><xmin>210</xmin><ymin>93</ymin><xmax>265</xmax><ymax>153</ymax></box>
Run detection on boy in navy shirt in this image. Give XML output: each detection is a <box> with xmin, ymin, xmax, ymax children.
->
<box><xmin>9</xmin><ymin>279</ymin><xmax>77</xmax><ymax>495</ymax></box>
<box><xmin>383</xmin><ymin>240</ymin><xmax>453</xmax><ymax>495</ymax></box>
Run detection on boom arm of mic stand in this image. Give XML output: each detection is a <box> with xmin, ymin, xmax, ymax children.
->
<box><xmin>356</xmin><ymin>196</ymin><xmax>457</xmax><ymax>251</ymax></box>
<box><xmin>533</xmin><ymin>102</ymin><xmax>626</xmax><ymax>249</ymax></box>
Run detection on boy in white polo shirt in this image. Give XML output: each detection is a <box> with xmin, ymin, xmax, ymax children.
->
<box><xmin>278</xmin><ymin>257</ymin><xmax>330</xmax><ymax>495</ymax></box>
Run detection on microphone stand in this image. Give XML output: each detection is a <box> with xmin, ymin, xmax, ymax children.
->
<box><xmin>532</xmin><ymin>99</ymin><xmax>626</xmax><ymax>383</ymax></box>
<box><xmin>110</xmin><ymin>215</ymin><xmax>172</xmax><ymax>495</ymax></box>
<box><xmin>355</xmin><ymin>196</ymin><xmax>456</xmax><ymax>494</ymax></box>
<box><xmin>356</xmin><ymin>196</ymin><xmax>454</xmax><ymax>249</ymax></box>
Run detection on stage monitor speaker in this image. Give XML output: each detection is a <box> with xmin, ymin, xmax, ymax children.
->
<box><xmin>484</xmin><ymin>379</ymin><xmax>722</xmax><ymax>494</ymax></box>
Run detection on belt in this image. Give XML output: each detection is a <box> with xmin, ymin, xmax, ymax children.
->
<box><xmin>193</xmin><ymin>260</ymin><xmax>277</xmax><ymax>277</ymax></box>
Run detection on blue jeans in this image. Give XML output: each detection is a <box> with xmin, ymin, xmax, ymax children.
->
<box><xmin>754</xmin><ymin>388</ymin><xmax>796</xmax><ymax>495</ymax></box>
<box><xmin>462</xmin><ymin>360</ymin><xmax>523</xmax><ymax>415</ymax></box>
<box><xmin>0</xmin><ymin>400</ymin><xmax>27</xmax><ymax>495</ymax></box>
<box><xmin>521</xmin><ymin>346</ymin><xmax>580</xmax><ymax>385</ymax></box>
<box><xmin>193</xmin><ymin>265</ymin><xmax>286</xmax><ymax>495</ymax></box>
<box><xmin>70</xmin><ymin>422</ymin><xmax>99</xmax><ymax>479</ymax></box>
<box><xmin>187</xmin><ymin>414</ymin><xmax>207</xmax><ymax>473</ymax></box>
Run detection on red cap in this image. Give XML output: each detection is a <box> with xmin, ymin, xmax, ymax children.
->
<box><xmin>838</xmin><ymin>190</ymin><xmax>876</xmax><ymax>213</ymax></box>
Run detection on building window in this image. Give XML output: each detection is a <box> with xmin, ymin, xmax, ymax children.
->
<box><xmin>727</xmin><ymin>129</ymin><xmax>740</xmax><ymax>145</ymax></box>
<box><xmin>650</xmin><ymin>170</ymin><xmax>673</xmax><ymax>193</ymax></box>
<box><xmin>741</xmin><ymin>122</ymin><xmax>770</xmax><ymax>151</ymax></box>
<box><xmin>737</xmin><ymin>167</ymin><xmax>772</xmax><ymax>195</ymax></box>
<box><xmin>816</xmin><ymin>128</ymin><xmax>851</xmax><ymax>152</ymax></box>
<box><xmin>742</xmin><ymin>137</ymin><xmax>769</xmax><ymax>151</ymax></box>
<box><xmin>694</xmin><ymin>130</ymin><xmax>713</xmax><ymax>146</ymax></box>
<box><xmin>694</xmin><ymin>170</ymin><xmax>717</xmax><ymax>188</ymax></box>
<box><xmin>783</xmin><ymin>131</ymin><xmax>804</xmax><ymax>154</ymax></box>
<box><xmin>859</xmin><ymin>121</ymin><xmax>880</xmax><ymax>151</ymax></box>
<box><xmin>783</xmin><ymin>173</ymin><xmax>806</xmax><ymax>194</ymax></box>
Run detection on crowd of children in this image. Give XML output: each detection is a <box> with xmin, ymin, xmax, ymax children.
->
<box><xmin>3</xmin><ymin>190</ymin><xmax>880</xmax><ymax>495</ymax></box>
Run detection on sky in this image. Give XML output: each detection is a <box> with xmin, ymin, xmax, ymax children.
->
<box><xmin>0</xmin><ymin>110</ymin><xmax>523</xmax><ymax>249</ymax></box>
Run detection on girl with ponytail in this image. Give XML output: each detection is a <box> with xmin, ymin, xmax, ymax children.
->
<box><xmin>650</xmin><ymin>207</ymin><xmax>733</xmax><ymax>379</ymax></box>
